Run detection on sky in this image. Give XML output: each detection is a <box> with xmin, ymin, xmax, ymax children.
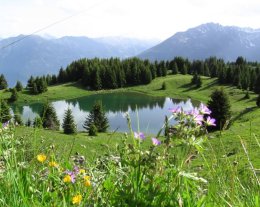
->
<box><xmin>1</xmin><ymin>0</ymin><xmax>260</xmax><ymax>40</ymax></box>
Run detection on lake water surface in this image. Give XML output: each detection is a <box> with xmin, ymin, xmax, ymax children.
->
<box><xmin>12</xmin><ymin>92</ymin><xmax>199</xmax><ymax>134</ymax></box>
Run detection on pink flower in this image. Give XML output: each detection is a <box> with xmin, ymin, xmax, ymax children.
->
<box><xmin>194</xmin><ymin>114</ymin><xmax>204</xmax><ymax>125</ymax></box>
<box><xmin>169</xmin><ymin>106</ymin><xmax>182</xmax><ymax>114</ymax></box>
<box><xmin>199</xmin><ymin>103</ymin><xmax>211</xmax><ymax>115</ymax></box>
<box><xmin>187</xmin><ymin>108</ymin><xmax>199</xmax><ymax>116</ymax></box>
<box><xmin>134</xmin><ymin>132</ymin><xmax>145</xmax><ymax>140</ymax></box>
<box><xmin>151</xmin><ymin>138</ymin><xmax>161</xmax><ymax>146</ymax></box>
<box><xmin>205</xmin><ymin>116</ymin><xmax>216</xmax><ymax>126</ymax></box>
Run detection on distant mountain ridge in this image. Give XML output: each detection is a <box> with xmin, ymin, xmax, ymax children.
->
<box><xmin>138</xmin><ymin>23</ymin><xmax>260</xmax><ymax>61</ymax></box>
<box><xmin>0</xmin><ymin>35</ymin><xmax>159</xmax><ymax>86</ymax></box>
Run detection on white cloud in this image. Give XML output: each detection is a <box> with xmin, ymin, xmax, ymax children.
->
<box><xmin>1</xmin><ymin>0</ymin><xmax>260</xmax><ymax>39</ymax></box>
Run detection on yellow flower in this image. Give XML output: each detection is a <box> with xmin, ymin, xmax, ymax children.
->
<box><xmin>37</xmin><ymin>154</ymin><xmax>47</xmax><ymax>163</ymax></box>
<box><xmin>79</xmin><ymin>169</ymin><xmax>86</xmax><ymax>174</ymax></box>
<box><xmin>84</xmin><ymin>176</ymin><xmax>90</xmax><ymax>181</ymax></box>
<box><xmin>84</xmin><ymin>175</ymin><xmax>91</xmax><ymax>187</ymax></box>
<box><xmin>63</xmin><ymin>175</ymin><xmax>72</xmax><ymax>183</ymax></box>
<box><xmin>49</xmin><ymin>161</ymin><xmax>58</xmax><ymax>167</ymax></box>
<box><xmin>72</xmin><ymin>194</ymin><xmax>82</xmax><ymax>205</ymax></box>
<box><xmin>84</xmin><ymin>179</ymin><xmax>91</xmax><ymax>187</ymax></box>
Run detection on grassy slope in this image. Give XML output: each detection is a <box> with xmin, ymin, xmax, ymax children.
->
<box><xmin>1</xmin><ymin>75</ymin><xmax>260</xmax><ymax>167</ymax></box>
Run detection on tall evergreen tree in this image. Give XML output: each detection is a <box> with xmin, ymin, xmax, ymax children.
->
<box><xmin>62</xmin><ymin>108</ymin><xmax>77</xmax><ymax>134</ymax></box>
<box><xmin>83</xmin><ymin>101</ymin><xmax>109</xmax><ymax>133</ymax></box>
<box><xmin>207</xmin><ymin>88</ymin><xmax>231</xmax><ymax>130</ymax></box>
<box><xmin>27</xmin><ymin>76</ymin><xmax>35</xmax><ymax>89</ymax></box>
<box><xmin>254</xmin><ymin>74</ymin><xmax>260</xmax><ymax>94</ymax></box>
<box><xmin>15</xmin><ymin>81</ymin><xmax>23</xmax><ymax>91</ymax></box>
<box><xmin>41</xmin><ymin>102</ymin><xmax>60</xmax><ymax>130</ymax></box>
<box><xmin>0</xmin><ymin>74</ymin><xmax>8</xmax><ymax>90</ymax></box>
<box><xmin>10</xmin><ymin>88</ymin><xmax>18</xmax><ymax>102</ymax></box>
<box><xmin>191</xmin><ymin>73</ymin><xmax>199</xmax><ymax>85</ymax></box>
<box><xmin>0</xmin><ymin>100</ymin><xmax>11</xmax><ymax>123</ymax></box>
<box><xmin>256</xmin><ymin>94</ymin><xmax>260</xmax><ymax>107</ymax></box>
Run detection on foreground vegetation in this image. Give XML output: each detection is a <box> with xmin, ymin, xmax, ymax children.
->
<box><xmin>0</xmin><ymin>73</ymin><xmax>260</xmax><ymax>206</ymax></box>
<box><xmin>1</xmin><ymin>105</ymin><xmax>259</xmax><ymax>206</ymax></box>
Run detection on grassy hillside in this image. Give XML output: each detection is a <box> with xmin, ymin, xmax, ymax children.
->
<box><xmin>2</xmin><ymin>74</ymin><xmax>259</xmax><ymax>168</ymax></box>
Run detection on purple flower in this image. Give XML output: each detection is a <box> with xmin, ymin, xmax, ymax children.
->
<box><xmin>205</xmin><ymin>116</ymin><xmax>216</xmax><ymax>126</ymax></box>
<box><xmin>65</xmin><ymin>170</ymin><xmax>76</xmax><ymax>183</ymax></box>
<box><xmin>2</xmin><ymin>121</ymin><xmax>9</xmax><ymax>129</ymax></box>
<box><xmin>187</xmin><ymin>108</ymin><xmax>199</xmax><ymax>116</ymax></box>
<box><xmin>152</xmin><ymin>138</ymin><xmax>161</xmax><ymax>146</ymax></box>
<box><xmin>199</xmin><ymin>103</ymin><xmax>211</xmax><ymax>115</ymax></box>
<box><xmin>194</xmin><ymin>114</ymin><xmax>204</xmax><ymax>125</ymax></box>
<box><xmin>73</xmin><ymin>166</ymin><xmax>79</xmax><ymax>175</ymax></box>
<box><xmin>169</xmin><ymin>106</ymin><xmax>182</xmax><ymax>114</ymax></box>
<box><xmin>134</xmin><ymin>132</ymin><xmax>145</xmax><ymax>140</ymax></box>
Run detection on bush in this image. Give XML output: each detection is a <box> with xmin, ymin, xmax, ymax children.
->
<box><xmin>244</xmin><ymin>91</ymin><xmax>250</xmax><ymax>99</ymax></box>
<box><xmin>161</xmin><ymin>81</ymin><xmax>166</xmax><ymax>90</ymax></box>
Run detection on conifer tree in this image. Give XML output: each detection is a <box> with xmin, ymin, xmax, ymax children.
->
<box><xmin>256</xmin><ymin>94</ymin><xmax>260</xmax><ymax>107</ymax></box>
<box><xmin>191</xmin><ymin>73</ymin><xmax>199</xmax><ymax>85</ymax></box>
<box><xmin>15</xmin><ymin>81</ymin><xmax>23</xmax><ymax>92</ymax></box>
<box><xmin>0</xmin><ymin>74</ymin><xmax>8</xmax><ymax>90</ymax></box>
<box><xmin>41</xmin><ymin>102</ymin><xmax>60</xmax><ymax>130</ymax></box>
<box><xmin>0</xmin><ymin>100</ymin><xmax>11</xmax><ymax>123</ymax></box>
<box><xmin>10</xmin><ymin>88</ymin><xmax>18</xmax><ymax>102</ymax></box>
<box><xmin>207</xmin><ymin>88</ymin><xmax>231</xmax><ymax>130</ymax></box>
<box><xmin>172</xmin><ymin>62</ymin><xmax>179</xmax><ymax>75</ymax></box>
<box><xmin>196</xmin><ymin>76</ymin><xmax>202</xmax><ymax>88</ymax></box>
<box><xmin>83</xmin><ymin>101</ymin><xmax>109</xmax><ymax>134</ymax></box>
<box><xmin>27</xmin><ymin>76</ymin><xmax>35</xmax><ymax>89</ymax></box>
<box><xmin>62</xmin><ymin>108</ymin><xmax>77</xmax><ymax>134</ymax></box>
<box><xmin>254</xmin><ymin>74</ymin><xmax>260</xmax><ymax>94</ymax></box>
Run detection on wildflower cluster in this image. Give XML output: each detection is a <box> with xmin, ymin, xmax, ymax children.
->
<box><xmin>34</xmin><ymin>152</ymin><xmax>92</xmax><ymax>205</ymax></box>
<box><xmin>167</xmin><ymin>103</ymin><xmax>215</xmax><ymax>147</ymax></box>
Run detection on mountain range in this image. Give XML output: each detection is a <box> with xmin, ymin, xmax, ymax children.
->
<box><xmin>0</xmin><ymin>35</ymin><xmax>159</xmax><ymax>85</ymax></box>
<box><xmin>2</xmin><ymin>23</ymin><xmax>260</xmax><ymax>86</ymax></box>
<box><xmin>139</xmin><ymin>23</ymin><xmax>260</xmax><ymax>61</ymax></box>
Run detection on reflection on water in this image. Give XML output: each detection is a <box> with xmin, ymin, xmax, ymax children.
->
<box><xmin>11</xmin><ymin>92</ymin><xmax>199</xmax><ymax>134</ymax></box>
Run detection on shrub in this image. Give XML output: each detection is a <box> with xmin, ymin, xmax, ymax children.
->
<box><xmin>244</xmin><ymin>91</ymin><xmax>250</xmax><ymax>99</ymax></box>
<box><xmin>161</xmin><ymin>81</ymin><xmax>166</xmax><ymax>90</ymax></box>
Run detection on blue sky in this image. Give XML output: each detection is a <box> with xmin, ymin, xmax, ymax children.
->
<box><xmin>1</xmin><ymin>0</ymin><xmax>260</xmax><ymax>39</ymax></box>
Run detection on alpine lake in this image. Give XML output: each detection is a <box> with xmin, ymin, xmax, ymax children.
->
<box><xmin>11</xmin><ymin>92</ymin><xmax>199</xmax><ymax>134</ymax></box>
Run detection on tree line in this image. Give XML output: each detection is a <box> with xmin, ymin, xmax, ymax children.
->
<box><xmin>1</xmin><ymin>56</ymin><xmax>260</xmax><ymax>96</ymax></box>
